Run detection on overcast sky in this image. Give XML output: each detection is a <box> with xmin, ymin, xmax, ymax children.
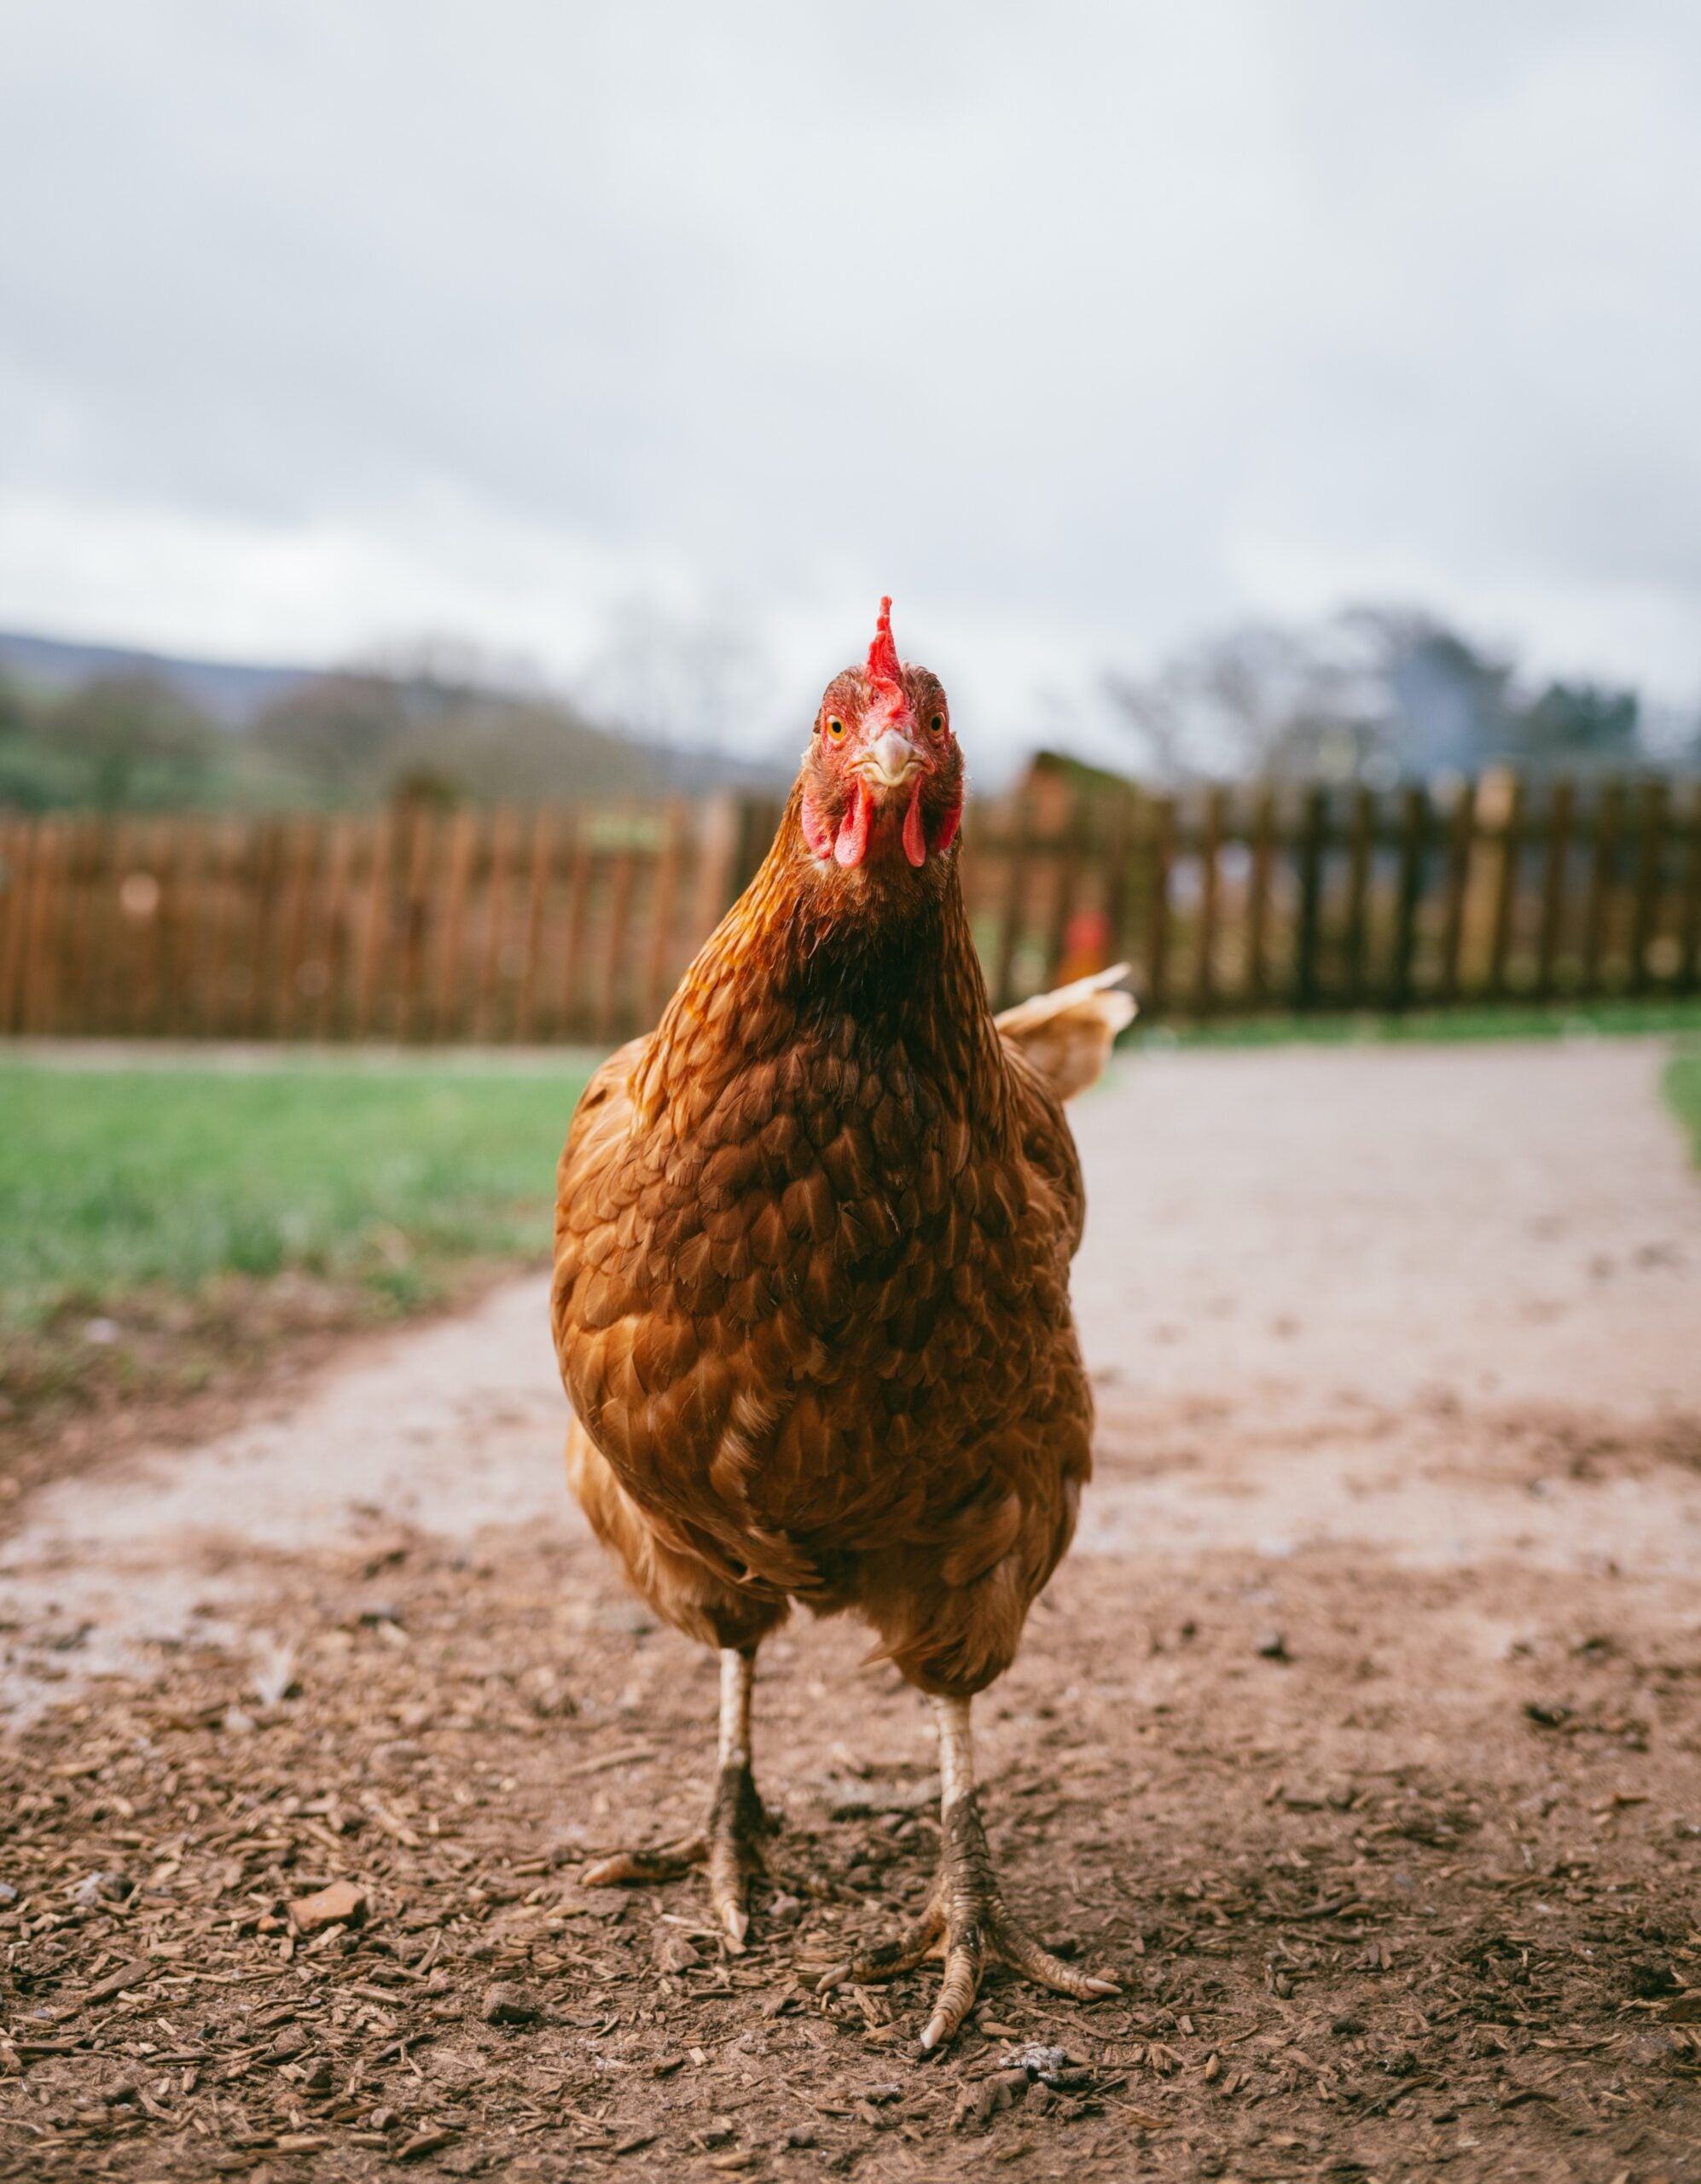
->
<box><xmin>3</xmin><ymin>0</ymin><xmax>1700</xmax><ymax>765</ymax></box>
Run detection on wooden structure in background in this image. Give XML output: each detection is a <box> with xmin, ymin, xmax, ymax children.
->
<box><xmin>2</xmin><ymin>770</ymin><xmax>1698</xmax><ymax>1041</ymax></box>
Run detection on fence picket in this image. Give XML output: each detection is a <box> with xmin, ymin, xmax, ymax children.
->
<box><xmin>1388</xmin><ymin>786</ymin><xmax>1425</xmax><ymax>1011</ymax></box>
<box><xmin>1245</xmin><ymin>786</ymin><xmax>1275</xmax><ymax>1005</ymax></box>
<box><xmin>2</xmin><ymin>770</ymin><xmax>1696</xmax><ymax>1043</ymax></box>
<box><xmin>596</xmin><ymin>838</ymin><xmax>636</xmax><ymax>1045</ymax></box>
<box><xmin>1343</xmin><ymin>787</ymin><xmax>1373</xmax><ymax>1005</ymax></box>
<box><xmin>1193</xmin><ymin>786</ymin><xmax>1224</xmax><ymax>1014</ymax></box>
<box><xmin>1487</xmin><ymin>774</ymin><xmax>1524</xmax><ymax>999</ymax></box>
<box><xmin>1582</xmin><ymin>778</ymin><xmax>1623</xmax><ymax>990</ymax></box>
<box><xmin>643</xmin><ymin>804</ymin><xmax>684</xmax><ymax>1026</ymax></box>
<box><xmin>1680</xmin><ymin>780</ymin><xmax>1701</xmax><ymax>994</ymax></box>
<box><xmin>1293</xmin><ymin>787</ymin><xmax>1327</xmax><ymax>1010</ymax></box>
<box><xmin>20</xmin><ymin>820</ymin><xmax>64</xmax><ymax>1031</ymax></box>
<box><xmin>514</xmin><ymin>809</ymin><xmax>555</xmax><ymax>1043</ymax></box>
<box><xmin>0</xmin><ymin>821</ymin><xmax>28</xmax><ymax>1031</ymax></box>
<box><xmin>558</xmin><ymin>816</ymin><xmax>591</xmax><ymax>1040</ymax></box>
<box><xmin>433</xmin><ymin>809</ymin><xmax>480</xmax><ymax>1041</ymax></box>
<box><xmin>992</xmin><ymin>806</ymin><xmax>1030</xmax><ymax>1010</ymax></box>
<box><xmin>472</xmin><ymin>809</ymin><xmax>516</xmax><ymax>1040</ymax></box>
<box><xmin>1536</xmin><ymin>778</ymin><xmax>1573</xmax><ymax>999</ymax></box>
<box><xmin>1628</xmin><ymin>776</ymin><xmax>1669</xmax><ymax>996</ymax></box>
<box><xmin>1438</xmin><ymin>781</ymin><xmax>1477</xmax><ymax>1002</ymax></box>
<box><xmin>1143</xmin><ymin>796</ymin><xmax>1174</xmax><ymax>1015</ymax></box>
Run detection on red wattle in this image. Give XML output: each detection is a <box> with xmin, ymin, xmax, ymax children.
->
<box><xmin>935</xmin><ymin>794</ymin><xmax>962</xmax><ymax>852</ymax></box>
<box><xmin>902</xmin><ymin>781</ymin><xmax>928</xmax><ymax>868</ymax></box>
<box><xmin>834</xmin><ymin>779</ymin><xmax>871</xmax><ymax>866</ymax></box>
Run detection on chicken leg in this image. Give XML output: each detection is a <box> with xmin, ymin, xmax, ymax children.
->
<box><xmin>581</xmin><ymin>1645</ymin><xmax>767</xmax><ymax>1950</ymax></box>
<box><xmin>818</xmin><ymin>1695</ymin><xmax>1119</xmax><ymax>2048</ymax></box>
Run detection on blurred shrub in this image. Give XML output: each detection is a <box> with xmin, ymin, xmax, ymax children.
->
<box><xmin>0</xmin><ymin>670</ymin><xmax>223</xmax><ymax>810</ymax></box>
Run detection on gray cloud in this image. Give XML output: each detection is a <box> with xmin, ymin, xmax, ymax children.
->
<box><xmin>3</xmin><ymin>0</ymin><xmax>1699</xmax><ymax>764</ymax></box>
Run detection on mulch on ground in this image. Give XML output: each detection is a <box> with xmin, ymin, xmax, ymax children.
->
<box><xmin>3</xmin><ymin>1476</ymin><xmax>1698</xmax><ymax>2184</ymax></box>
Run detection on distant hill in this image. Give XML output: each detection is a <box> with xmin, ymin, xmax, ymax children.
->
<box><xmin>0</xmin><ymin>628</ymin><xmax>316</xmax><ymax>727</ymax></box>
<box><xmin>0</xmin><ymin>627</ymin><xmax>790</xmax><ymax>804</ymax></box>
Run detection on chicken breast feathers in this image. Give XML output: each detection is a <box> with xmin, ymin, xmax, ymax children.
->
<box><xmin>550</xmin><ymin>799</ymin><xmax>1116</xmax><ymax>1698</ymax></box>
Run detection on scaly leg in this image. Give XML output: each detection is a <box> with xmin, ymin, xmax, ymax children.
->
<box><xmin>818</xmin><ymin>1694</ymin><xmax>1119</xmax><ymax>2048</ymax></box>
<box><xmin>581</xmin><ymin>1645</ymin><xmax>767</xmax><ymax>1950</ymax></box>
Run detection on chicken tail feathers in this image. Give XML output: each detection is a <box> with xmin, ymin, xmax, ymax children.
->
<box><xmin>994</xmin><ymin>962</ymin><xmax>1137</xmax><ymax>1103</ymax></box>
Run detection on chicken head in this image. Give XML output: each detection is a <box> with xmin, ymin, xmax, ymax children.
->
<box><xmin>799</xmin><ymin>596</ymin><xmax>965</xmax><ymax>873</ymax></box>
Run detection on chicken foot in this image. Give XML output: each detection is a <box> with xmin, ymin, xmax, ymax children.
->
<box><xmin>817</xmin><ymin>1694</ymin><xmax>1119</xmax><ymax>2049</ymax></box>
<box><xmin>581</xmin><ymin>1645</ymin><xmax>767</xmax><ymax>1950</ymax></box>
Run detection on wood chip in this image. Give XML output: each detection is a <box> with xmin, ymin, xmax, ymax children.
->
<box><xmin>287</xmin><ymin>1879</ymin><xmax>366</xmax><ymax>1933</ymax></box>
<box><xmin>480</xmin><ymin>1981</ymin><xmax>543</xmax><ymax>2025</ymax></box>
<box><xmin>653</xmin><ymin>1928</ymin><xmax>700</xmax><ymax>1973</ymax></box>
<box><xmin>566</xmin><ymin>1745</ymin><xmax>657</xmax><ymax>1778</ymax></box>
<box><xmin>71</xmin><ymin>1955</ymin><xmax>156</xmax><ymax>2010</ymax></box>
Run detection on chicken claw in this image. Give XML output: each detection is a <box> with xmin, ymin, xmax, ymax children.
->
<box><xmin>582</xmin><ymin>1759</ymin><xmax>768</xmax><ymax>1950</ymax></box>
<box><xmin>814</xmin><ymin>1697</ymin><xmax>1119</xmax><ymax>2048</ymax></box>
<box><xmin>579</xmin><ymin>1647</ymin><xmax>768</xmax><ymax>1952</ymax></box>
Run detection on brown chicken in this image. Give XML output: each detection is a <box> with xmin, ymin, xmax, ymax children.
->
<box><xmin>550</xmin><ymin>600</ymin><xmax>1132</xmax><ymax>2048</ymax></box>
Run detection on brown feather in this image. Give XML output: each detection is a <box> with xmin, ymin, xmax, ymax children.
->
<box><xmin>551</xmin><ymin>781</ymin><xmax>1097</xmax><ymax>1698</ymax></box>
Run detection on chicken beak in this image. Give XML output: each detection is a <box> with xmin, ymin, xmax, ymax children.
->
<box><xmin>858</xmin><ymin>725</ymin><xmax>926</xmax><ymax>792</ymax></box>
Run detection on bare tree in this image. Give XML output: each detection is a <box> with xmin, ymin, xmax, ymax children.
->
<box><xmin>1101</xmin><ymin>605</ymin><xmax>1636</xmax><ymax>785</ymax></box>
<box><xmin>577</xmin><ymin>596</ymin><xmax>775</xmax><ymax>756</ymax></box>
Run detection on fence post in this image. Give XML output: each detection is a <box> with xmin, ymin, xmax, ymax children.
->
<box><xmin>1143</xmin><ymin>795</ymin><xmax>1174</xmax><ymax>1019</ymax></box>
<box><xmin>1388</xmin><ymin>785</ymin><xmax>1426</xmax><ymax>1011</ymax></box>
<box><xmin>1193</xmin><ymin>785</ymin><xmax>1223</xmax><ymax>1014</ymax></box>
<box><xmin>20</xmin><ymin>819</ymin><xmax>65</xmax><ymax>1033</ymax></box>
<box><xmin>1582</xmin><ymin>777</ymin><xmax>1624</xmax><ymax>996</ymax></box>
<box><xmin>1043</xmin><ymin>793</ymin><xmax>1090</xmax><ymax>988</ymax></box>
<box><xmin>557</xmin><ymin>812</ymin><xmax>591</xmax><ymax>1042</ymax></box>
<box><xmin>643</xmin><ymin>803</ymin><xmax>685</xmax><ymax>1027</ymax></box>
<box><xmin>993</xmin><ymin>804</ymin><xmax>1031</xmax><ymax>1011</ymax></box>
<box><xmin>1293</xmin><ymin>786</ymin><xmax>1328</xmax><ymax>1010</ymax></box>
<box><xmin>1438</xmin><ymin>779</ymin><xmax>1477</xmax><ymax>1002</ymax></box>
<box><xmin>690</xmin><ymin>793</ymin><xmax>736</xmax><ymax>941</ymax></box>
<box><xmin>0</xmin><ymin>819</ymin><xmax>29</xmax><ymax>1033</ymax></box>
<box><xmin>271</xmin><ymin>817</ymin><xmax>321</xmax><ymax>1040</ymax></box>
<box><xmin>1679</xmin><ymin>778</ymin><xmax>1701</xmax><ymax>994</ymax></box>
<box><xmin>395</xmin><ymin>804</ymin><xmax>438</xmax><ymax>1042</ymax></box>
<box><xmin>1535</xmin><ymin>777</ymin><xmax>1574</xmax><ymax>1000</ymax></box>
<box><xmin>314</xmin><ymin>815</ymin><xmax>355</xmax><ymax>1039</ymax></box>
<box><xmin>729</xmin><ymin>797</ymin><xmax>775</xmax><ymax>902</ymax></box>
<box><xmin>472</xmin><ymin>808</ymin><xmax>516</xmax><ymax>1041</ymax></box>
<box><xmin>1628</xmin><ymin>776</ymin><xmax>1669</xmax><ymax>994</ymax></box>
<box><xmin>1101</xmin><ymin>785</ymin><xmax>1137</xmax><ymax>973</ymax></box>
<box><xmin>1486</xmin><ymin>772</ymin><xmax>1524</xmax><ymax>1000</ymax></box>
<box><xmin>596</xmin><ymin>828</ymin><xmax>636</xmax><ymax>1046</ymax></box>
<box><xmin>1245</xmin><ymin>784</ymin><xmax>1274</xmax><ymax>1008</ymax></box>
<box><xmin>514</xmin><ymin>807</ymin><xmax>556</xmax><ymax>1043</ymax></box>
<box><xmin>433</xmin><ymin>807</ymin><xmax>480</xmax><ymax>1042</ymax></box>
<box><xmin>1343</xmin><ymin>786</ymin><xmax>1373</xmax><ymax>1006</ymax></box>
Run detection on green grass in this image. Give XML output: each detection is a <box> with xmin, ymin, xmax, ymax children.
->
<box><xmin>1666</xmin><ymin>1053</ymin><xmax>1701</xmax><ymax>1166</ymax></box>
<box><xmin>0</xmin><ymin>1059</ymin><xmax>589</xmax><ymax>1331</ymax></box>
<box><xmin>1128</xmin><ymin>995</ymin><xmax>1701</xmax><ymax>1051</ymax></box>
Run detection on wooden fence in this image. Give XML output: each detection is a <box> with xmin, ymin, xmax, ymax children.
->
<box><xmin>1</xmin><ymin>770</ymin><xmax>1698</xmax><ymax>1042</ymax></box>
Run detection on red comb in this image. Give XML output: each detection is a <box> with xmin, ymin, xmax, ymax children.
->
<box><xmin>865</xmin><ymin>595</ymin><xmax>902</xmax><ymax>689</ymax></box>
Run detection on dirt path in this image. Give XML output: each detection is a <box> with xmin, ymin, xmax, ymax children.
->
<box><xmin>3</xmin><ymin>1039</ymin><xmax>1698</xmax><ymax>2182</ymax></box>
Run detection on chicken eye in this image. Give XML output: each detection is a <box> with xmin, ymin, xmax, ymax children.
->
<box><xmin>825</xmin><ymin>717</ymin><xmax>845</xmax><ymax>740</ymax></box>
<box><xmin>929</xmin><ymin>713</ymin><xmax>946</xmax><ymax>736</ymax></box>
